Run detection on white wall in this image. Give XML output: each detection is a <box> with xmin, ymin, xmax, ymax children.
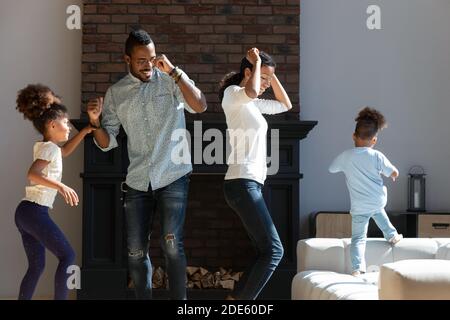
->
<box><xmin>300</xmin><ymin>0</ymin><xmax>450</xmax><ymax>238</ymax></box>
<box><xmin>0</xmin><ymin>0</ymin><xmax>82</xmax><ymax>299</ymax></box>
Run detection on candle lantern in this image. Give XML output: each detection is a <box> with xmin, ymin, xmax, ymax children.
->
<box><xmin>407</xmin><ymin>166</ymin><xmax>426</xmax><ymax>212</ymax></box>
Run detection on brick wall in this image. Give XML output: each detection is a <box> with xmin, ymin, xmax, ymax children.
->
<box><xmin>82</xmin><ymin>0</ymin><xmax>300</xmax><ymax>114</ymax></box>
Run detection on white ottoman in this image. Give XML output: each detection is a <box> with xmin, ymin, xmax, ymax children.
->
<box><xmin>379</xmin><ymin>259</ymin><xmax>450</xmax><ymax>300</ymax></box>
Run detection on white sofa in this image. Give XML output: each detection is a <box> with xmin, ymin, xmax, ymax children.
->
<box><xmin>292</xmin><ymin>238</ymin><xmax>450</xmax><ymax>300</ymax></box>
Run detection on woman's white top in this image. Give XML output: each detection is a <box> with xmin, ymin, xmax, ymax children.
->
<box><xmin>23</xmin><ymin>141</ymin><xmax>62</xmax><ymax>208</ymax></box>
<box><xmin>222</xmin><ymin>85</ymin><xmax>287</xmax><ymax>184</ymax></box>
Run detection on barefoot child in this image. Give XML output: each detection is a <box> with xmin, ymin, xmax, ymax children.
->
<box><xmin>329</xmin><ymin>107</ymin><xmax>403</xmax><ymax>276</ymax></box>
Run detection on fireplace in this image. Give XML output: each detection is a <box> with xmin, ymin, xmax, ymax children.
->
<box><xmin>73</xmin><ymin>114</ymin><xmax>316</xmax><ymax>299</ymax></box>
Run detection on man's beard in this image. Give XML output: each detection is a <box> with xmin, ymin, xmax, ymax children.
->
<box><xmin>131</xmin><ymin>68</ymin><xmax>152</xmax><ymax>82</ymax></box>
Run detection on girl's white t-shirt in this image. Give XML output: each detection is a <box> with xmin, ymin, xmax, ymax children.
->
<box><xmin>222</xmin><ymin>85</ymin><xmax>287</xmax><ymax>184</ymax></box>
<box><xmin>23</xmin><ymin>141</ymin><xmax>62</xmax><ymax>208</ymax></box>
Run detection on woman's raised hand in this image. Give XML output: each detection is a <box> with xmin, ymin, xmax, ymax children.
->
<box><xmin>246</xmin><ymin>47</ymin><xmax>261</xmax><ymax>66</ymax></box>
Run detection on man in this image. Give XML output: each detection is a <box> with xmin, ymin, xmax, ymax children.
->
<box><xmin>87</xmin><ymin>29</ymin><xmax>207</xmax><ymax>299</ymax></box>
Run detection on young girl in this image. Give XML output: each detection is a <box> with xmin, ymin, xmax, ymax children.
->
<box><xmin>329</xmin><ymin>107</ymin><xmax>403</xmax><ymax>276</ymax></box>
<box><xmin>219</xmin><ymin>48</ymin><xmax>292</xmax><ymax>299</ymax></box>
<box><xmin>15</xmin><ymin>84</ymin><xmax>95</xmax><ymax>299</ymax></box>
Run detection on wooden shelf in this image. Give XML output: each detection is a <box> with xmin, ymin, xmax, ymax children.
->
<box><xmin>418</xmin><ymin>213</ymin><xmax>450</xmax><ymax>237</ymax></box>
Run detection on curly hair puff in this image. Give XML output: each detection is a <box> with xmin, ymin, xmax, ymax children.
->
<box><xmin>16</xmin><ymin>84</ymin><xmax>67</xmax><ymax>134</ymax></box>
<box><xmin>354</xmin><ymin>107</ymin><xmax>387</xmax><ymax>140</ymax></box>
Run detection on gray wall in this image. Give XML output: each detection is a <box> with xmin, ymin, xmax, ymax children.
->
<box><xmin>300</xmin><ymin>0</ymin><xmax>450</xmax><ymax>238</ymax></box>
<box><xmin>0</xmin><ymin>0</ymin><xmax>82</xmax><ymax>299</ymax></box>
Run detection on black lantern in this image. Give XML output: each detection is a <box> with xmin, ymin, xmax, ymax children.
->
<box><xmin>407</xmin><ymin>166</ymin><xmax>426</xmax><ymax>212</ymax></box>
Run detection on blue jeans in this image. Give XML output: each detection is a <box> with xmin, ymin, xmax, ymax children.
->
<box><xmin>15</xmin><ymin>201</ymin><xmax>75</xmax><ymax>300</ymax></box>
<box><xmin>351</xmin><ymin>209</ymin><xmax>398</xmax><ymax>272</ymax></box>
<box><xmin>124</xmin><ymin>173</ymin><xmax>190</xmax><ymax>300</ymax></box>
<box><xmin>223</xmin><ymin>179</ymin><xmax>284</xmax><ymax>300</ymax></box>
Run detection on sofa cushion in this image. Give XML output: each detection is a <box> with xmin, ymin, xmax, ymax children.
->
<box><xmin>436</xmin><ymin>242</ymin><xmax>450</xmax><ymax>260</ymax></box>
<box><xmin>297</xmin><ymin>238</ymin><xmax>346</xmax><ymax>273</ymax></box>
<box><xmin>292</xmin><ymin>270</ymin><xmax>379</xmax><ymax>300</ymax></box>
<box><xmin>379</xmin><ymin>259</ymin><xmax>450</xmax><ymax>300</ymax></box>
<box><xmin>391</xmin><ymin>238</ymin><xmax>438</xmax><ymax>261</ymax></box>
<box><xmin>300</xmin><ymin>238</ymin><xmax>442</xmax><ymax>274</ymax></box>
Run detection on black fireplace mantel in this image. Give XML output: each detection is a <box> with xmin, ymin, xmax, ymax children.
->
<box><xmin>73</xmin><ymin>116</ymin><xmax>317</xmax><ymax>142</ymax></box>
<box><xmin>184</xmin><ymin>113</ymin><xmax>317</xmax><ymax>138</ymax></box>
<box><xmin>73</xmin><ymin>114</ymin><xmax>316</xmax><ymax>138</ymax></box>
<box><xmin>71</xmin><ymin>115</ymin><xmax>317</xmax><ymax>299</ymax></box>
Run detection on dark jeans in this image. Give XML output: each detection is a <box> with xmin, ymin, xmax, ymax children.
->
<box><xmin>124</xmin><ymin>173</ymin><xmax>190</xmax><ymax>300</ymax></box>
<box><xmin>223</xmin><ymin>179</ymin><xmax>284</xmax><ymax>300</ymax></box>
<box><xmin>15</xmin><ymin>200</ymin><xmax>75</xmax><ymax>300</ymax></box>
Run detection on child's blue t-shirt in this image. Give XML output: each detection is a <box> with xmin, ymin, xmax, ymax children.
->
<box><xmin>329</xmin><ymin>147</ymin><xmax>397</xmax><ymax>215</ymax></box>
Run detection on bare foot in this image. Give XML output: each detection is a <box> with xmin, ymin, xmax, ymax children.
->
<box><xmin>389</xmin><ymin>234</ymin><xmax>403</xmax><ymax>245</ymax></box>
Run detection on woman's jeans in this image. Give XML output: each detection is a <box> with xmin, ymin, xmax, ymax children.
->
<box><xmin>351</xmin><ymin>208</ymin><xmax>398</xmax><ymax>272</ymax></box>
<box><xmin>15</xmin><ymin>200</ymin><xmax>75</xmax><ymax>300</ymax></box>
<box><xmin>124</xmin><ymin>173</ymin><xmax>190</xmax><ymax>300</ymax></box>
<box><xmin>223</xmin><ymin>179</ymin><xmax>284</xmax><ymax>300</ymax></box>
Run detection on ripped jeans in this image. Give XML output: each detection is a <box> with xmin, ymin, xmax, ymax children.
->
<box><xmin>124</xmin><ymin>173</ymin><xmax>190</xmax><ymax>300</ymax></box>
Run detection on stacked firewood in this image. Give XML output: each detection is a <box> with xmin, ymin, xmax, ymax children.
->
<box><xmin>185</xmin><ymin>266</ymin><xmax>243</xmax><ymax>290</ymax></box>
<box><xmin>152</xmin><ymin>266</ymin><xmax>169</xmax><ymax>289</ymax></box>
<box><xmin>128</xmin><ymin>266</ymin><xmax>243</xmax><ymax>290</ymax></box>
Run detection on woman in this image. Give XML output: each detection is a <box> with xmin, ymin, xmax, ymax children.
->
<box><xmin>219</xmin><ymin>48</ymin><xmax>292</xmax><ymax>299</ymax></box>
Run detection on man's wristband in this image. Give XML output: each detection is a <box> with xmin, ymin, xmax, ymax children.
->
<box><xmin>170</xmin><ymin>66</ymin><xmax>183</xmax><ymax>83</ymax></box>
<box><xmin>169</xmin><ymin>66</ymin><xmax>178</xmax><ymax>77</ymax></box>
